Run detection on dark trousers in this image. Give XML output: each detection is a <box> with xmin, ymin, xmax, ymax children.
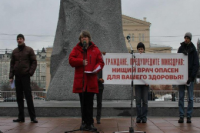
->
<box><xmin>179</xmin><ymin>83</ymin><xmax>194</xmax><ymax>118</ymax></box>
<box><xmin>135</xmin><ymin>85</ymin><xmax>149</xmax><ymax>120</ymax></box>
<box><xmin>15</xmin><ymin>75</ymin><xmax>36</xmax><ymax>120</ymax></box>
<box><xmin>79</xmin><ymin>92</ymin><xmax>94</xmax><ymax>125</ymax></box>
<box><xmin>96</xmin><ymin>89</ymin><xmax>103</xmax><ymax>120</ymax></box>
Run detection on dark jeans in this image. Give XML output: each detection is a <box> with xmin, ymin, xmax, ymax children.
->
<box><xmin>135</xmin><ymin>85</ymin><xmax>149</xmax><ymax>120</ymax></box>
<box><xmin>15</xmin><ymin>75</ymin><xmax>36</xmax><ymax>120</ymax></box>
<box><xmin>79</xmin><ymin>92</ymin><xmax>95</xmax><ymax>125</ymax></box>
<box><xmin>179</xmin><ymin>82</ymin><xmax>194</xmax><ymax>118</ymax></box>
<box><xmin>96</xmin><ymin>89</ymin><xmax>103</xmax><ymax>120</ymax></box>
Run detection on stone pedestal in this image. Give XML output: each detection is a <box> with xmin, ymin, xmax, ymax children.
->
<box><xmin>47</xmin><ymin>0</ymin><xmax>131</xmax><ymax>100</ymax></box>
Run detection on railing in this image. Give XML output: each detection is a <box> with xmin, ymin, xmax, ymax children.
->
<box><xmin>149</xmin><ymin>90</ymin><xmax>178</xmax><ymax>101</ymax></box>
<box><xmin>0</xmin><ymin>91</ymin><xmax>47</xmax><ymax>102</ymax></box>
<box><xmin>1</xmin><ymin>90</ymin><xmax>200</xmax><ymax>102</ymax></box>
<box><xmin>149</xmin><ymin>90</ymin><xmax>200</xmax><ymax>102</ymax></box>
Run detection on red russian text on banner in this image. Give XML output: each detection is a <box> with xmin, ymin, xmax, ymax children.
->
<box><xmin>103</xmin><ymin>53</ymin><xmax>188</xmax><ymax>85</ymax></box>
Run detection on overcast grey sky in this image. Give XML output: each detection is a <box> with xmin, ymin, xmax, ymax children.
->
<box><xmin>0</xmin><ymin>0</ymin><xmax>200</xmax><ymax>52</ymax></box>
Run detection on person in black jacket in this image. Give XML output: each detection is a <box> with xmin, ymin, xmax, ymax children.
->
<box><xmin>177</xmin><ymin>32</ymin><xmax>199</xmax><ymax>123</ymax></box>
<box><xmin>95</xmin><ymin>52</ymin><xmax>105</xmax><ymax>124</ymax></box>
<box><xmin>135</xmin><ymin>42</ymin><xmax>149</xmax><ymax>123</ymax></box>
<box><xmin>96</xmin><ymin>70</ymin><xmax>104</xmax><ymax>124</ymax></box>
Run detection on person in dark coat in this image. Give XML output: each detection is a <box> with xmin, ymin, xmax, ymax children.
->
<box><xmin>96</xmin><ymin>69</ymin><xmax>104</xmax><ymax>124</ymax></box>
<box><xmin>135</xmin><ymin>42</ymin><xmax>149</xmax><ymax>123</ymax></box>
<box><xmin>95</xmin><ymin>52</ymin><xmax>105</xmax><ymax>124</ymax></box>
<box><xmin>69</xmin><ymin>30</ymin><xmax>104</xmax><ymax>131</ymax></box>
<box><xmin>9</xmin><ymin>34</ymin><xmax>38</xmax><ymax>123</ymax></box>
<box><xmin>177</xmin><ymin>32</ymin><xmax>199</xmax><ymax>123</ymax></box>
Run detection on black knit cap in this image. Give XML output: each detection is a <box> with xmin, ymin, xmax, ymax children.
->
<box><xmin>184</xmin><ymin>32</ymin><xmax>192</xmax><ymax>40</ymax></box>
<box><xmin>137</xmin><ymin>42</ymin><xmax>145</xmax><ymax>50</ymax></box>
<box><xmin>17</xmin><ymin>34</ymin><xmax>25</xmax><ymax>40</ymax></box>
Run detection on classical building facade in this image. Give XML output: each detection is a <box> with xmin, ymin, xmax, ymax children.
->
<box><xmin>122</xmin><ymin>15</ymin><xmax>171</xmax><ymax>53</ymax></box>
<box><xmin>45</xmin><ymin>47</ymin><xmax>52</xmax><ymax>91</ymax></box>
<box><xmin>0</xmin><ymin>51</ymin><xmax>11</xmax><ymax>86</ymax></box>
<box><xmin>33</xmin><ymin>48</ymin><xmax>47</xmax><ymax>89</ymax></box>
<box><xmin>122</xmin><ymin>15</ymin><xmax>151</xmax><ymax>49</ymax></box>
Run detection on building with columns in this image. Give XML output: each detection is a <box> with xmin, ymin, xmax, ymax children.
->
<box><xmin>45</xmin><ymin>47</ymin><xmax>53</xmax><ymax>91</ymax></box>
<box><xmin>0</xmin><ymin>50</ymin><xmax>11</xmax><ymax>87</ymax></box>
<box><xmin>123</xmin><ymin>15</ymin><xmax>151</xmax><ymax>49</ymax></box>
<box><xmin>122</xmin><ymin>15</ymin><xmax>171</xmax><ymax>53</ymax></box>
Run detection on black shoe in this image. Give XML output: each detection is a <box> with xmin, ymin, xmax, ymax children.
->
<box><xmin>178</xmin><ymin>117</ymin><xmax>184</xmax><ymax>123</ymax></box>
<box><xmin>136</xmin><ymin>118</ymin><xmax>141</xmax><ymax>123</ymax></box>
<box><xmin>97</xmin><ymin>120</ymin><xmax>101</xmax><ymax>124</ymax></box>
<box><xmin>31</xmin><ymin>118</ymin><xmax>38</xmax><ymax>123</ymax></box>
<box><xmin>80</xmin><ymin>123</ymin><xmax>86</xmax><ymax>130</ymax></box>
<box><xmin>96</xmin><ymin>119</ymin><xmax>101</xmax><ymax>124</ymax></box>
<box><xmin>187</xmin><ymin>117</ymin><xmax>191</xmax><ymax>123</ymax></box>
<box><xmin>86</xmin><ymin>124</ymin><xmax>97</xmax><ymax>131</ymax></box>
<box><xmin>142</xmin><ymin>119</ymin><xmax>147</xmax><ymax>123</ymax></box>
<box><xmin>13</xmin><ymin>119</ymin><xmax>25</xmax><ymax>122</ymax></box>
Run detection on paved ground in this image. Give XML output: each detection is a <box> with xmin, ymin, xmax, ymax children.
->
<box><xmin>1</xmin><ymin>117</ymin><xmax>200</xmax><ymax>133</ymax></box>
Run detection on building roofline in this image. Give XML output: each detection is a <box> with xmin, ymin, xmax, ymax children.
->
<box><xmin>122</xmin><ymin>14</ymin><xmax>151</xmax><ymax>26</ymax></box>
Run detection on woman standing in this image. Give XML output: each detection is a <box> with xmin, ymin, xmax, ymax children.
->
<box><xmin>69</xmin><ymin>31</ymin><xmax>104</xmax><ymax>131</ymax></box>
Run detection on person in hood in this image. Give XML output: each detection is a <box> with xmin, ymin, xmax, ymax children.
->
<box><xmin>177</xmin><ymin>32</ymin><xmax>199</xmax><ymax>123</ymax></box>
<box><xmin>69</xmin><ymin>30</ymin><xmax>104</xmax><ymax>131</ymax></box>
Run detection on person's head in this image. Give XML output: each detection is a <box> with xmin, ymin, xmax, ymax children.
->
<box><xmin>184</xmin><ymin>32</ymin><xmax>192</xmax><ymax>44</ymax></box>
<box><xmin>137</xmin><ymin>42</ymin><xmax>145</xmax><ymax>53</ymax></box>
<box><xmin>17</xmin><ymin>34</ymin><xmax>25</xmax><ymax>45</ymax></box>
<box><xmin>79</xmin><ymin>30</ymin><xmax>91</xmax><ymax>44</ymax></box>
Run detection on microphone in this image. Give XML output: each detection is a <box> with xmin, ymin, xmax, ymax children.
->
<box><xmin>83</xmin><ymin>41</ymin><xmax>87</xmax><ymax>46</ymax></box>
<box><xmin>126</xmin><ymin>35</ymin><xmax>130</xmax><ymax>41</ymax></box>
<box><xmin>126</xmin><ymin>35</ymin><xmax>133</xmax><ymax>51</ymax></box>
<box><xmin>83</xmin><ymin>41</ymin><xmax>87</xmax><ymax>50</ymax></box>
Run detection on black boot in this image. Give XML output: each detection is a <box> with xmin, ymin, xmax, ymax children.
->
<box><xmin>187</xmin><ymin>117</ymin><xmax>191</xmax><ymax>123</ymax></box>
<box><xmin>136</xmin><ymin>118</ymin><xmax>141</xmax><ymax>123</ymax></box>
<box><xmin>142</xmin><ymin>118</ymin><xmax>147</xmax><ymax>123</ymax></box>
<box><xmin>31</xmin><ymin>118</ymin><xmax>38</xmax><ymax>123</ymax></box>
<box><xmin>178</xmin><ymin>117</ymin><xmax>184</xmax><ymax>123</ymax></box>
<box><xmin>80</xmin><ymin>123</ymin><xmax>86</xmax><ymax>130</ymax></box>
<box><xmin>86</xmin><ymin>124</ymin><xmax>97</xmax><ymax>131</ymax></box>
<box><xmin>13</xmin><ymin>118</ymin><xmax>25</xmax><ymax>123</ymax></box>
<box><xmin>96</xmin><ymin>117</ymin><xmax>101</xmax><ymax>124</ymax></box>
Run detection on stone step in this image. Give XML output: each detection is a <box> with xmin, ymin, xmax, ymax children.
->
<box><xmin>0</xmin><ymin>100</ymin><xmax>200</xmax><ymax>117</ymax></box>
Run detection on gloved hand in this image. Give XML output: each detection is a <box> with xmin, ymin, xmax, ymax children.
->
<box><xmin>99</xmin><ymin>78</ymin><xmax>104</xmax><ymax>83</ymax></box>
<box><xmin>102</xmin><ymin>52</ymin><xmax>106</xmax><ymax>55</ymax></box>
<box><xmin>183</xmin><ymin>51</ymin><xmax>187</xmax><ymax>55</ymax></box>
<box><xmin>186</xmin><ymin>79</ymin><xmax>191</xmax><ymax>85</ymax></box>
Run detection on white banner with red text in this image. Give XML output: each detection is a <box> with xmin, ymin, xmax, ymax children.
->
<box><xmin>103</xmin><ymin>53</ymin><xmax>188</xmax><ymax>85</ymax></box>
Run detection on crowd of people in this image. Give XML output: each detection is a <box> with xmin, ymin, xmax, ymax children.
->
<box><xmin>7</xmin><ymin>31</ymin><xmax>199</xmax><ymax>131</ymax></box>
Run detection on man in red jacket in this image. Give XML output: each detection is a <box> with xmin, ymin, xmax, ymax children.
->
<box><xmin>69</xmin><ymin>31</ymin><xmax>104</xmax><ymax>131</ymax></box>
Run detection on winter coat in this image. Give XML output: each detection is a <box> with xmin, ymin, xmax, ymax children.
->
<box><xmin>178</xmin><ymin>42</ymin><xmax>199</xmax><ymax>81</ymax></box>
<box><xmin>9</xmin><ymin>44</ymin><xmax>37</xmax><ymax>79</ymax></box>
<box><xmin>69</xmin><ymin>41</ymin><xmax>104</xmax><ymax>93</ymax></box>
